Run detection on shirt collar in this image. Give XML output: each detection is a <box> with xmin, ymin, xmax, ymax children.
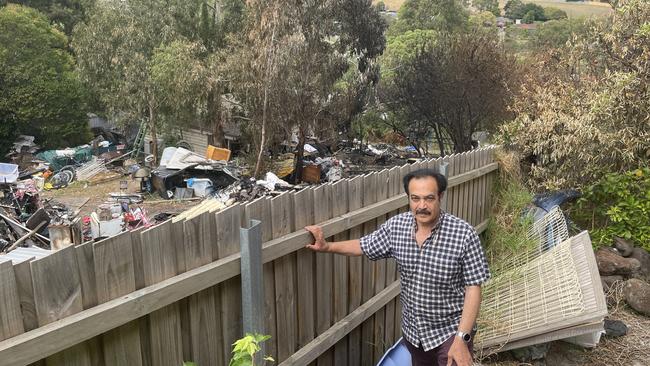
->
<box><xmin>410</xmin><ymin>210</ymin><xmax>446</xmax><ymax>237</ymax></box>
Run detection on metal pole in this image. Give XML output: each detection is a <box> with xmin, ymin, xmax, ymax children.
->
<box><xmin>439</xmin><ymin>162</ymin><xmax>450</xmax><ymax>211</ymax></box>
<box><xmin>240</xmin><ymin>219</ymin><xmax>265</xmax><ymax>362</ymax></box>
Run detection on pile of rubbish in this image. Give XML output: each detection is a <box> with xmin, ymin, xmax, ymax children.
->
<box><xmin>0</xmin><ymin>184</ymin><xmax>80</xmax><ymax>252</ymax></box>
<box><xmin>4</xmin><ymin>134</ymin><xmax>130</xmax><ymax>191</ymax></box>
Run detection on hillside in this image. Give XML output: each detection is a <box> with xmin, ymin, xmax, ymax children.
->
<box><xmin>375</xmin><ymin>0</ymin><xmax>614</xmax><ymax>17</ymax></box>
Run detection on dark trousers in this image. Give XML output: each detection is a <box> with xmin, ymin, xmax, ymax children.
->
<box><xmin>404</xmin><ymin>335</ymin><xmax>474</xmax><ymax>366</ymax></box>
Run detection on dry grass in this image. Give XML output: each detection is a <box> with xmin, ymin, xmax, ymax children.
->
<box><xmin>524</xmin><ymin>0</ymin><xmax>613</xmax><ymax>18</ymax></box>
<box><xmin>584</xmin><ymin>281</ymin><xmax>650</xmax><ymax>366</ymax></box>
<box><xmin>376</xmin><ymin>0</ymin><xmax>613</xmax><ymax>17</ymax></box>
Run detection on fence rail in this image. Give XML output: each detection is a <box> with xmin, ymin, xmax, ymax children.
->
<box><xmin>0</xmin><ymin>146</ymin><xmax>498</xmax><ymax>366</ymax></box>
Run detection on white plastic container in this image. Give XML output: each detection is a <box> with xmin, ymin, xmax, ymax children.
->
<box><xmin>186</xmin><ymin>178</ymin><xmax>213</xmax><ymax>197</ymax></box>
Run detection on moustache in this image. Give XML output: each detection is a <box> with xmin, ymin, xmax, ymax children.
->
<box><xmin>416</xmin><ymin>209</ymin><xmax>431</xmax><ymax>215</ymax></box>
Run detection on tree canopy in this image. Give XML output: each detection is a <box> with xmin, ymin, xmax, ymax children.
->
<box><xmin>0</xmin><ymin>4</ymin><xmax>89</xmax><ymax>152</ymax></box>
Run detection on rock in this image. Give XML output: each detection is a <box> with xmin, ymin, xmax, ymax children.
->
<box><xmin>601</xmin><ymin>275</ymin><xmax>624</xmax><ymax>291</ymax></box>
<box><xmin>613</xmin><ymin>237</ymin><xmax>634</xmax><ymax>257</ymax></box>
<box><xmin>630</xmin><ymin>247</ymin><xmax>650</xmax><ymax>280</ymax></box>
<box><xmin>596</xmin><ymin>248</ymin><xmax>641</xmax><ymax>275</ymax></box>
<box><xmin>623</xmin><ymin>278</ymin><xmax>650</xmax><ymax>316</ymax></box>
<box><xmin>511</xmin><ymin>343</ymin><xmax>550</xmax><ymax>362</ymax></box>
<box><xmin>604</xmin><ymin>319</ymin><xmax>628</xmax><ymax>337</ymax></box>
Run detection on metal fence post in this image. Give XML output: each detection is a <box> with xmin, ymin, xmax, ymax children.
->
<box><xmin>439</xmin><ymin>162</ymin><xmax>449</xmax><ymax>211</ymax></box>
<box><xmin>240</xmin><ymin>219</ymin><xmax>265</xmax><ymax>362</ymax></box>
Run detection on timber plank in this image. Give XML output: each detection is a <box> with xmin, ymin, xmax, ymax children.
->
<box><xmin>13</xmin><ymin>258</ymin><xmax>38</xmax><ymax>332</ymax></box>
<box><xmin>271</xmin><ymin>193</ymin><xmax>297</xmax><ymax>363</ymax></box>
<box><xmin>93</xmin><ymin>232</ymin><xmax>142</xmax><ymax>366</ymax></box>
<box><xmin>331</xmin><ymin>179</ymin><xmax>349</xmax><ymax>366</ymax></box>
<box><xmin>216</xmin><ymin>204</ymin><xmax>243</xmax><ymax>364</ymax></box>
<box><xmin>140</xmin><ymin>221</ymin><xmax>183</xmax><ymax>366</ymax></box>
<box><xmin>361</xmin><ymin>173</ymin><xmax>378</xmax><ymax>366</ymax></box>
<box><xmin>278</xmin><ymin>282</ymin><xmax>400</xmax><ymax>366</ymax></box>
<box><xmin>373</xmin><ymin>170</ymin><xmax>389</xmax><ymax>360</ymax></box>
<box><xmin>313</xmin><ymin>184</ymin><xmax>334</xmax><ymax>366</ymax></box>
<box><xmin>183</xmin><ymin>212</ymin><xmax>222</xmax><ymax>366</ymax></box>
<box><xmin>293</xmin><ymin>188</ymin><xmax>316</xmax><ymax>349</ymax></box>
<box><xmin>75</xmin><ymin>241</ymin><xmax>98</xmax><ymax>309</ymax></box>
<box><xmin>0</xmin><ymin>259</ymin><xmax>24</xmax><ymax>340</ymax></box>
<box><xmin>31</xmin><ymin>246</ymin><xmax>91</xmax><ymax>366</ymax></box>
<box><xmin>347</xmin><ymin>175</ymin><xmax>364</xmax><ymax>366</ymax></box>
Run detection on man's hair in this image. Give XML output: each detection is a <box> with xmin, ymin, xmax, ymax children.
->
<box><xmin>402</xmin><ymin>168</ymin><xmax>447</xmax><ymax>195</ymax></box>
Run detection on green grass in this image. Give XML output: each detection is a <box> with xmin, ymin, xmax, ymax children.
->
<box><xmin>483</xmin><ymin>179</ymin><xmax>537</xmax><ymax>274</ymax></box>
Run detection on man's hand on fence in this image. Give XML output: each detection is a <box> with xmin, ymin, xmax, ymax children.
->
<box><xmin>305</xmin><ymin>225</ymin><xmax>329</xmax><ymax>252</ymax></box>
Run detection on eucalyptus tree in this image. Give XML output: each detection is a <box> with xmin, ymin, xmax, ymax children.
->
<box><xmin>73</xmin><ymin>0</ymin><xmax>244</xmax><ymax>161</ymax></box>
<box><xmin>227</xmin><ymin>0</ymin><xmax>386</xmax><ymax>179</ymax></box>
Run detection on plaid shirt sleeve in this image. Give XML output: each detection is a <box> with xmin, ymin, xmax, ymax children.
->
<box><xmin>360</xmin><ymin>219</ymin><xmax>393</xmax><ymax>261</ymax></box>
<box><xmin>460</xmin><ymin>228</ymin><xmax>491</xmax><ymax>286</ymax></box>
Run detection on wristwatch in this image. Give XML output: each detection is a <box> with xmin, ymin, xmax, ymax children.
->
<box><xmin>456</xmin><ymin>330</ymin><xmax>472</xmax><ymax>343</ymax></box>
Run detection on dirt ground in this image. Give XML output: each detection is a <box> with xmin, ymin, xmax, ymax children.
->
<box><xmin>41</xmin><ymin>172</ymin><xmax>200</xmax><ymax>219</ymax></box>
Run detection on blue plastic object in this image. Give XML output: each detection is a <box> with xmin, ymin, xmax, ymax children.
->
<box><xmin>377</xmin><ymin>338</ymin><xmax>412</xmax><ymax>366</ymax></box>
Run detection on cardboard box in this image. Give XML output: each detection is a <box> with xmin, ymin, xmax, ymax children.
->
<box><xmin>206</xmin><ymin>145</ymin><xmax>231</xmax><ymax>161</ymax></box>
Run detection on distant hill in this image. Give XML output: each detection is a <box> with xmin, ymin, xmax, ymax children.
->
<box><xmin>374</xmin><ymin>0</ymin><xmax>613</xmax><ymax>17</ymax></box>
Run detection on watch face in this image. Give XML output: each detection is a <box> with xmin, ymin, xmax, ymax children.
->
<box><xmin>462</xmin><ymin>333</ymin><xmax>471</xmax><ymax>342</ymax></box>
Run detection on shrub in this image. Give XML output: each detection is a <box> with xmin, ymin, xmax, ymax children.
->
<box><xmin>500</xmin><ymin>1</ymin><xmax>650</xmax><ymax>190</ymax></box>
<box><xmin>572</xmin><ymin>168</ymin><xmax>650</xmax><ymax>251</ymax></box>
<box><xmin>544</xmin><ymin>7</ymin><xmax>568</xmax><ymax>20</ymax></box>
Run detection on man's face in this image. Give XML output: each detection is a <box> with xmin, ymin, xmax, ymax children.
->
<box><xmin>407</xmin><ymin>176</ymin><xmax>443</xmax><ymax>227</ymax></box>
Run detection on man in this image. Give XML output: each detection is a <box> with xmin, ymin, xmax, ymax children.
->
<box><xmin>305</xmin><ymin>168</ymin><xmax>490</xmax><ymax>366</ymax></box>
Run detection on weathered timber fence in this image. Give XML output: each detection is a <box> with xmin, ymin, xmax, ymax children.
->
<box><xmin>0</xmin><ymin>146</ymin><xmax>498</xmax><ymax>366</ymax></box>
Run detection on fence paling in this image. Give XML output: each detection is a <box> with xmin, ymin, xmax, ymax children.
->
<box><xmin>0</xmin><ymin>147</ymin><xmax>498</xmax><ymax>366</ymax></box>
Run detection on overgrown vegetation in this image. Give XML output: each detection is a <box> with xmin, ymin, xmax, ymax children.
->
<box><xmin>571</xmin><ymin>168</ymin><xmax>650</xmax><ymax>251</ymax></box>
<box><xmin>483</xmin><ymin>150</ymin><xmax>537</xmax><ymax>272</ymax></box>
<box><xmin>500</xmin><ymin>0</ymin><xmax>650</xmax><ymax>191</ymax></box>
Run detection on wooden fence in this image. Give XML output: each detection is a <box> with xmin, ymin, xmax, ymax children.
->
<box><xmin>0</xmin><ymin>146</ymin><xmax>498</xmax><ymax>366</ymax></box>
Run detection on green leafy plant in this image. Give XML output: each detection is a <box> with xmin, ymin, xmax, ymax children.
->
<box><xmin>229</xmin><ymin>333</ymin><xmax>274</xmax><ymax>366</ymax></box>
<box><xmin>573</xmin><ymin>168</ymin><xmax>650</xmax><ymax>251</ymax></box>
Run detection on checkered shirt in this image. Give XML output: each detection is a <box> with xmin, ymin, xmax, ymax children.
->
<box><xmin>360</xmin><ymin>211</ymin><xmax>490</xmax><ymax>351</ymax></box>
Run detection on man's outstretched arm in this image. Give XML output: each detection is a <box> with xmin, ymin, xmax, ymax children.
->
<box><xmin>305</xmin><ymin>225</ymin><xmax>363</xmax><ymax>256</ymax></box>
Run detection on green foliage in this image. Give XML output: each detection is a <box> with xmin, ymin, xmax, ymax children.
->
<box><xmin>389</xmin><ymin>0</ymin><xmax>469</xmax><ymax>35</ymax></box>
<box><xmin>229</xmin><ymin>333</ymin><xmax>274</xmax><ymax>366</ymax></box>
<box><xmin>150</xmin><ymin>40</ymin><xmax>211</xmax><ymax>126</ymax></box>
<box><xmin>474</xmin><ymin>0</ymin><xmax>500</xmax><ymax>17</ymax></box>
<box><xmin>0</xmin><ymin>4</ymin><xmax>90</xmax><ymax>150</ymax></box>
<box><xmin>574</xmin><ymin>168</ymin><xmax>650</xmax><ymax>251</ymax></box>
<box><xmin>380</xmin><ymin>29</ymin><xmax>437</xmax><ymax>79</ymax></box>
<box><xmin>11</xmin><ymin>0</ymin><xmax>96</xmax><ymax>35</ymax></box>
<box><xmin>501</xmin><ymin>0</ymin><xmax>650</xmax><ymax>190</ymax></box>
<box><xmin>469</xmin><ymin>11</ymin><xmax>498</xmax><ymax>27</ymax></box>
<box><xmin>522</xmin><ymin>10</ymin><xmax>536</xmax><ymax>23</ymax></box>
<box><xmin>531</xmin><ymin>18</ymin><xmax>586</xmax><ymax>49</ymax></box>
<box><xmin>544</xmin><ymin>7</ymin><xmax>568</xmax><ymax>20</ymax></box>
<box><xmin>505</xmin><ymin>0</ymin><xmax>546</xmax><ymax>20</ymax></box>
